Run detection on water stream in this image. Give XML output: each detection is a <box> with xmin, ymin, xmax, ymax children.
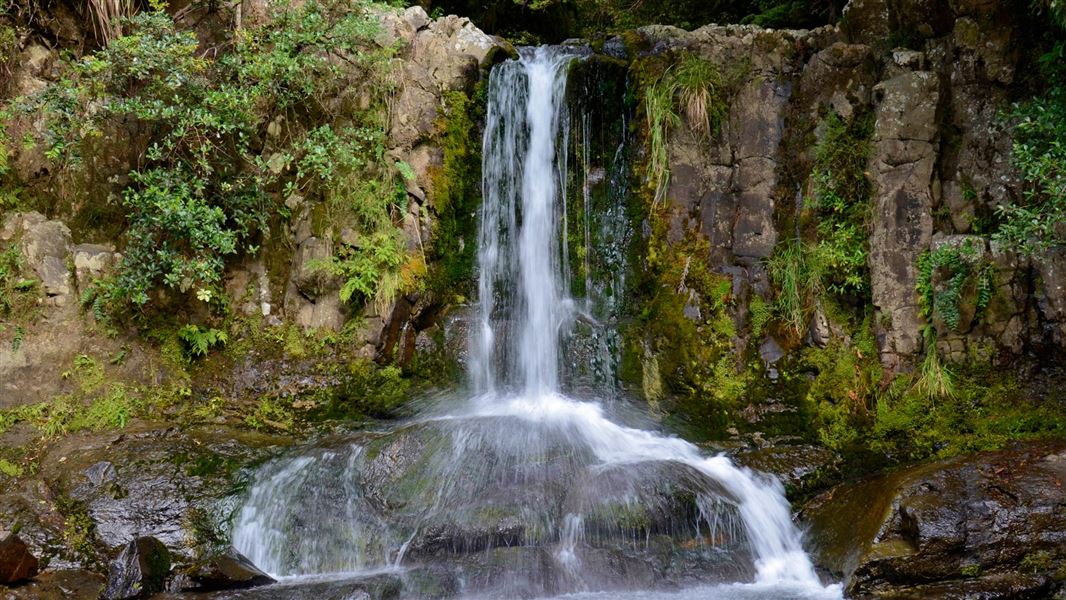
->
<box><xmin>231</xmin><ymin>47</ymin><xmax>842</xmax><ymax>600</ymax></box>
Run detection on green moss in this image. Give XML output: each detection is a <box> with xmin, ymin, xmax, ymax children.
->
<box><xmin>622</xmin><ymin>225</ymin><xmax>749</xmax><ymax>439</ymax></box>
<box><xmin>870</xmin><ymin>367</ymin><xmax>1066</xmax><ymax>463</ymax></box>
<box><xmin>425</xmin><ymin>89</ymin><xmax>483</xmax><ymax>302</ymax></box>
<box><xmin>800</xmin><ymin>316</ymin><xmax>882</xmax><ymax>452</ymax></box>
<box><xmin>56</xmin><ymin>494</ymin><xmax>101</xmax><ymax>568</ymax></box>
<box><xmin>0</xmin><ymin>457</ymin><xmax>22</xmax><ymax>477</ymax></box>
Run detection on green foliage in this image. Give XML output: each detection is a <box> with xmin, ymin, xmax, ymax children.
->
<box><xmin>1020</xmin><ymin>550</ymin><xmax>1053</xmax><ymax>574</ymax></box>
<box><xmin>0</xmin><ymin>244</ymin><xmax>40</xmax><ymax>335</ymax></box>
<box><xmin>749</xmin><ymin>295</ymin><xmax>771</xmax><ymax>339</ymax></box>
<box><xmin>25</xmin><ymin>0</ymin><xmax>404</xmax><ymax>319</ymax></box>
<box><xmin>643</xmin><ymin>77</ymin><xmax>680</xmax><ymax>207</ymax></box>
<box><xmin>41</xmin><ymin>385</ymin><xmax>135</xmax><ymax>437</ymax></box>
<box><xmin>767</xmin><ymin>111</ymin><xmax>873</xmax><ymax>338</ymax></box>
<box><xmin>56</xmin><ymin>494</ymin><xmax>100</xmax><ymax>566</ymax></box>
<box><xmin>641</xmin><ymin>55</ymin><xmax>747</xmax><ymax>206</ymax></box>
<box><xmin>244</xmin><ymin>397</ymin><xmax>295</xmax><ymax>431</ymax></box>
<box><xmin>767</xmin><ymin>239</ymin><xmax>823</xmax><ymax>335</ymax></box>
<box><xmin>916</xmin><ymin>240</ymin><xmax>995</xmax><ymax>332</ymax></box>
<box><xmin>911</xmin><ymin>329</ymin><xmax>956</xmax><ymax>400</ymax></box>
<box><xmin>809</xmin><ymin>111</ymin><xmax>873</xmax><ymax>298</ymax></box>
<box><xmin>178</xmin><ymin>324</ymin><xmax>228</xmax><ymax>359</ymax></box>
<box><xmin>994</xmin><ymin>78</ymin><xmax>1065</xmax><ymax>253</ymax></box>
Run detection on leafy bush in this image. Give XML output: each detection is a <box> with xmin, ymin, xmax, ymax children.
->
<box><xmin>26</xmin><ymin>0</ymin><xmax>406</xmax><ymax>319</ymax></box>
<box><xmin>995</xmin><ymin>71</ymin><xmax>1065</xmax><ymax>253</ymax></box>
<box><xmin>808</xmin><ymin>111</ymin><xmax>873</xmax><ymax>298</ymax></box>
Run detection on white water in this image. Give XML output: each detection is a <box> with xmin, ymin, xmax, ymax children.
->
<box><xmin>231</xmin><ymin>46</ymin><xmax>841</xmax><ymax>599</ymax></box>
<box><xmin>468</xmin><ymin>46</ymin><xmax>834</xmax><ymax>591</ymax></box>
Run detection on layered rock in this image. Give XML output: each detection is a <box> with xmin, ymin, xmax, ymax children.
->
<box><xmin>802</xmin><ymin>441</ymin><xmax>1066</xmax><ymax>597</ymax></box>
<box><xmin>0</xmin><ymin>534</ymin><xmax>39</xmax><ymax>585</ymax></box>
<box><xmin>632</xmin><ymin>0</ymin><xmax>1064</xmax><ymax>371</ymax></box>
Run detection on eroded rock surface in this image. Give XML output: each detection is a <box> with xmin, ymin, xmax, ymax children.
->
<box><xmin>802</xmin><ymin>440</ymin><xmax>1066</xmax><ymax>598</ymax></box>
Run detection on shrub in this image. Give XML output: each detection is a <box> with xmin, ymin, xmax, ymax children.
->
<box><xmin>25</xmin><ymin>0</ymin><xmax>406</xmax><ymax>319</ymax></box>
<box><xmin>641</xmin><ymin>55</ymin><xmax>747</xmax><ymax>206</ymax></box>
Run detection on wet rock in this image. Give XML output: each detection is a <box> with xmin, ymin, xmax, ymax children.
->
<box><xmin>182</xmin><ymin>547</ymin><xmax>275</xmax><ymax>591</ymax></box>
<box><xmin>242</xmin><ymin>418</ymin><xmax>759</xmax><ymax>594</ymax></box>
<box><xmin>158</xmin><ymin>572</ymin><xmax>402</xmax><ymax>600</ymax></box>
<box><xmin>102</xmin><ymin>536</ymin><xmax>171</xmax><ymax>599</ymax></box>
<box><xmin>802</xmin><ymin>441</ymin><xmax>1066</xmax><ymax>598</ymax></box>
<box><xmin>0</xmin><ymin>569</ymin><xmax>104</xmax><ymax>599</ymax></box>
<box><xmin>0</xmin><ymin>534</ymin><xmax>39</xmax><ymax>584</ymax></box>
<box><xmin>732</xmin><ymin>444</ymin><xmax>840</xmax><ymax>499</ymax></box>
<box><xmin>19</xmin><ymin>426</ymin><xmax>280</xmax><ymax>568</ymax></box>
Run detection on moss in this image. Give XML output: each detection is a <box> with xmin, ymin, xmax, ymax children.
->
<box><xmin>799</xmin><ymin>316</ymin><xmax>882</xmax><ymax>452</ymax></box>
<box><xmin>425</xmin><ymin>89</ymin><xmax>483</xmax><ymax>302</ymax></box>
<box><xmin>621</xmin><ymin>224</ymin><xmax>748</xmax><ymax>440</ymax></box>
<box><xmin>56</xmin><ymin>494</ymin><xmax>102</xmax><ymax>568</ymax></box>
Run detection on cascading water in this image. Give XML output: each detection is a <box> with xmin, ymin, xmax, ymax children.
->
<box><xmin>230</xmin><ymin>47</ymin><xmax>842</xmax><ymax>600</ymax></box>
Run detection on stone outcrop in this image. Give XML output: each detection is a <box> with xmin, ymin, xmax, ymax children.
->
<box><xmin>802</xmin><ymin>441</ymin><xmax>1066</xmax><ymax>598</ymax></box>
<box><xmin>867</xmin><ymin>69</ymin><xmax>939</xmax><ymax>369</ymax></box>
<box><xmin>102</xmin><ymin>536</ymin><xmax>171</xmax><ymax>599</ymax></box>
<box><xmin>179</xmin><ymin>547</ymin><xmax>274</xmax><ymax>591</ymax></box>
<box><xmin>636</xmin><ymin>0</ymin><xmax>1063</xmax><ymax>371</ymax></box>
<box><xmin>0</xmin><ymin>534</ymin><xmax>39</xmax><ymax>585</ymax></box>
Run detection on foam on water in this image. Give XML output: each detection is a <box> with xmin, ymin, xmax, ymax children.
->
<box><xmin>231</xmin><ymin>45</ymin><xmax>842</xmax><ymax>599</ymax></box>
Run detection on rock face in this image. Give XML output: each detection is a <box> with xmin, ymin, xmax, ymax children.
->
<box><xmin>631</xmin><ymin>0</ymin><xmax>1064</xmax><ymax>372</ymax></box>
<box><xmin>867</xmin><ymin>69</ymin><xmax>939</xmax><ymax>369</ymax></box>
<box><xmin>0</xmin><ymin>426</ymin><xmax>280</xmax><ymax>574</ymax></box>
<box><xmin>181</xmin><ymin>547</ymin><xmax>275</xmax><ymax>591</ymax></box>
<box><xmin>802</xmin><ymin>441</ymin><xmax>1066</xmax><ymax>598</ymax></box>
<box><xmin>0</xmin><ymin>534</ymin><xmax>39</xmax><ymax>584</ymax></box>
<box><xmin>102</xmin><ymin>536</ymin><xmax>172</xmax><ymax>599</ymax></box>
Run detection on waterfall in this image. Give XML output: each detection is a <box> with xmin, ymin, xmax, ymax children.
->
<box><xmin>231</xmin><ymin>46</ymin><xmax>841</xmax><ymax>599</ymax></box>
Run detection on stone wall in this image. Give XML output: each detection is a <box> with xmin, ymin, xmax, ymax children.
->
<box><xmin>635</xmin><ymin>0</ymin><xmax>1064</xmax><ymax>371</ymax></box>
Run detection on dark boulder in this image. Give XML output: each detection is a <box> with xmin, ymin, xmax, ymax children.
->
<box><xmin>802</xmin><ymin>440</ymin><xmax>1066</xmax><ymax>598</ymax></box>
<box><xmin>182</xmin><ymin>547</ymin><xmax>275</xmax><ymax>591</ymax></box>
<box><xmin>0</xmin><ymin>569</ymin><xmax>104</xmax><ymax>599</ymax></box>
<box><xmin>0</xmin><ymin>534</ymin><xmax>39</xmax><ymax>584</ymax></box>
<box><xmin>102</xmin><ymin>536</ymin><xmax>171</xmax><ymax>599</ymax></box>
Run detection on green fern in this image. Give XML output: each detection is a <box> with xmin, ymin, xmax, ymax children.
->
<box><xmin>178</xmin><ymin>324</ymin><xmax>228</xmax><ymax>358</ymax></box>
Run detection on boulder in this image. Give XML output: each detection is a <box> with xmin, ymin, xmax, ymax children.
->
<box><xmin>0</xmin><ymin>534</ymin><xmax>39</xmax><ymax>584</ymax></box>
<box><xmin>802</xmin><ymin>441</ymin><xmax>1066</xmax><ymax>598</ymax></box>
<box><xmin>182</xmin><ymin>547</ymin><xmax>274</xmax><ymax>591</ymax></box>
<box><xmin>0</xmin><ymin>569</ymin><xmax>104</xmax><ymax>599</ymax></box>
<box><xmin>102</xmin><ymin>536</ymin><xmax>172</xmax><ymax>599</ymax></box>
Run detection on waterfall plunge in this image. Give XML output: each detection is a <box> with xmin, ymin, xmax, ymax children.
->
<box><xmin>231</xmin><ymin>46</ymin><xmax>841</xmax><ymax>600</ymax></box>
